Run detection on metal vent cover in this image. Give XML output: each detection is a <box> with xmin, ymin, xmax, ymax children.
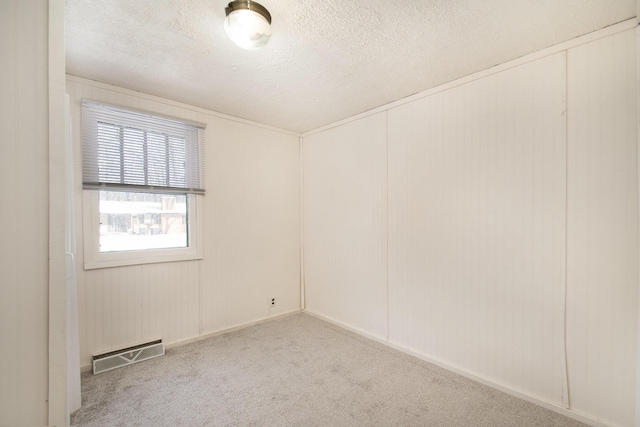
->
<box><xmin>93</xmin><ymin>339</ymin><xmax>164</xmax><ymax>374</ymax></box>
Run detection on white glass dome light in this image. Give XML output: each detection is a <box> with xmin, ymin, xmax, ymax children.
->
<box><xmin>224</xmin><ymin>1</ymin><xmax>272</xmax><ymax>50</ymax></box>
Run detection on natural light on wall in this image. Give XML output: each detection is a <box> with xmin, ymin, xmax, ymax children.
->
<box><xmin>224</xmin><ymin>0</ymin><xmax>272</xmax><ymax>50</ymax></box>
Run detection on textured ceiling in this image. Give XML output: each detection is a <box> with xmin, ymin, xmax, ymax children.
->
<box><xmin>65</xmin><ymin>0</ymin><xmax>636</xmax><ymax>133</ymax></box>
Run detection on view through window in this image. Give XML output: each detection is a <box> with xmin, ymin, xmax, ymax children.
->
<box><xmin>99</xmin><ymin>190</ymin><xmax>188</xmax><ymax>253</ymax></box>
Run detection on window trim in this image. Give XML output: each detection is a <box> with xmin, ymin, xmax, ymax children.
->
<box><xmin>81</xmin><ymin>100</ymin><xmax>206</xmax><ymax>270</ymax></box>
<box><xmin>82</xmin><ymin>191</ymin><xmax>203</xmax><ymax>270</ymax></box>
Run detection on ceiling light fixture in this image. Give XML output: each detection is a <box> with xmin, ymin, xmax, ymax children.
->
<box><xmin>224</xmin><ymin>0</ymin><xmax>272</xmax><ymax>50</ymax></box>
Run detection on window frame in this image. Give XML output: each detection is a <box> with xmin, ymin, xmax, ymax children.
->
<box><xmin>83</xmin><ymin>190</ymin><xmax>203</xmax><ymax>270</ymax></box>
<box><xmin>81</xmin><ymin>100</ymin><xmax>205</xmax><ymax>270</ymax></box>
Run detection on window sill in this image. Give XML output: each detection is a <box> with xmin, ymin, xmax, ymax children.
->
<box><xmin>83</xmin><ymin>250</ymin><xmax>203</xmax><ymax>270</ymax></box>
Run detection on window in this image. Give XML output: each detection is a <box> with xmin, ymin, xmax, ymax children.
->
<box><xmin>98</xmin><ymin>191</ymin><xmax>187</xmax><ymax>252</ymax></box>
<box><xmin>82</xmin><ymin>100</ymin><xmax>205</xmax><ymax>269</ymax></box>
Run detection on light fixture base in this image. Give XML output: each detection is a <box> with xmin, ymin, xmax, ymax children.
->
<box><xmin>224</xmin><ymin>0</ymin><xmax>272</xmax><ymax>50</ymax></box>
<box><xmin>225</xmin><ymin>1</ymin><xmax>271</xmax><ymax>24</ymax></box>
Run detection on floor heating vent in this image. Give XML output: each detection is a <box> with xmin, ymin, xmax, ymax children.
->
<box><xmin>93</xmin><ymin>339</ymin><xmax>164</xmax><ymax>374</ymax></box>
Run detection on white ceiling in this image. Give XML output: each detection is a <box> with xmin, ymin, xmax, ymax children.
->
<box><xmin>65</xmin><ymin>0</ymin><xmax>636</xmax><ymax>133</ymax></box>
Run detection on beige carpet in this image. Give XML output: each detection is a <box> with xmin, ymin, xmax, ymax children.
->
<box><xmin>71</xmin><ymin>313</ymin><xmax>586</xmax><ymax>426</ymax></box>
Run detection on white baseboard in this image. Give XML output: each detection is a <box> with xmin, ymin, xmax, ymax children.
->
<box><xmin>80</xmin><ymin>309</ymin><xmax>303</xmax><ymax>373</ymax></box>
<box><xmin>78</xmin><ymin>307</ymin><xmax>616</xmax><ymax>427</ymax></box>
<box><xmin>303</xmin><ymin>309</ymin><xmax>614</xmax><ymax>427</ymax></box>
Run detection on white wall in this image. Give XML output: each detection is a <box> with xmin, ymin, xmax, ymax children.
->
<box><xmin>200</xmin><ymin>117</ymin><xmax>301</xmax><ymax>333</ymax></box>
<box><xmin>302</xmin><ymin>27</ymin><xmax>638</xmax><ymax>426</ymax></box>
<box><xmin>303</xmin><ymin>113</ymin><xmax>388</xmax><ymax>338</ymax></box>
<box><xmin>388</xmin><ymin>51</ymin><xmax>568</xmax><ymax>403</ymax></box>
<box><xmin>566</xmin><ymin>29</ymin><xmax>638</xmax><ymax>425</ymax></box>
<box><xmin>66</xmin><ymin>77</ymin><xmax>301</xmax><ymax>368</ymax></box>
<box><xmin>0</xmin><ymin>1</ymin><xmax>51</xmax><ymax>425</ymax></box>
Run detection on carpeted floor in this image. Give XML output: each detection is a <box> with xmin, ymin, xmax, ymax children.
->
<box><xmin>71</xmin><ymin>313</ymin><xmax>586</xmax><ymax>426</ymax></box>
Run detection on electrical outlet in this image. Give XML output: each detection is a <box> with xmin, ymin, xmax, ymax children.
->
<box><xmin>270</xmin><ymin>297</ymin><xmax>276</xmax><ymax>307</ymax></box>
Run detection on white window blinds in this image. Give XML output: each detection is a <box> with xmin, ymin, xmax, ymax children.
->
<box><xmin>82</xmin><ymin>100</ymin><xmax>205</xmax><ymax>194</ymax></box>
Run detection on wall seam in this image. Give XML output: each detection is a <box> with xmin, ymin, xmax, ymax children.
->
<box><xmin>562</xmin><ymin>48</ymin><xmax>571</xmax><ymax>411</ymax></box>
<box><xmin>385</xmin><ymin>111</ymin><xmax>390</xmax><ymax>342</ymax></box>
<box><xmin>635</xmin><ymin>24</ymin><xmax>640</xmax><ymax>427</ymax></box>
<box><xmin>300</xmin><ymin>136</ymin><xmax>305</xmax><ymax>310</ymax></box>
<box><xmin>198</xmin><ymin>260</ymin><xmax>203</xmax><ymax>336</ymax></box>
<box><xmin>48</xmin><ymin>0</ymin><xmax>69</xmax><ymax>424</ymax></box>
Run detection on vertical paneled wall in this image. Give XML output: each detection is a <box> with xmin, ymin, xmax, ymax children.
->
<box><xmin>303</xmin><ymin>113</ymin><xmax>388</xmax><ymax>338</ymax></box>
<box><xmin>0</xmin><ymin>2</ymin><xmax>50</xmax><ymax>425</ymax></box>
<box><xmin>388</xmin><ymin>52</ymin><xmax>567</xmax><ymax>403</ymax></box>
<box><xmin>302</xmin><ymin>29</ymin><xmax>638</xmax><ymax>425</ymax></box>
<box><xmin>566</xmin><ymin>29</ymin><xmax>638</xmax><ymax>427</ymax></box>
<box><xmin>67</xmin><ymin>78</ymin><xmax>301</xmax><ymax>367</ymax></box>
<box><xmin>78</xmin><ymin>262</ymin><xmax>201</xmax><ymax>360</ymax></box>
<box><xmin>200</xmin><ymin>117</ymin><xmax>301</xmax><ymax>333</ymax></box>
